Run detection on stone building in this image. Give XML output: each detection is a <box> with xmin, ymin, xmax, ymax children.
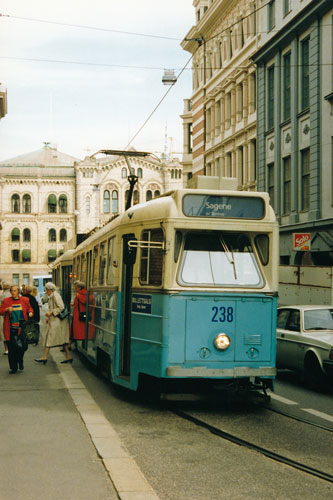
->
<box><xmin>181</xmin><ymin>0</ymin><xmax>259</xmax><ymax>190</ymax></box>
<box><xmin>253</xmin><ymin>0</ymin><xmax>333</xmax><ymax>265</ymax></box>
<box><xmin>0</xmin><ymin>143</ymin><xmax>183</xmax><ymax>284</ymax></box>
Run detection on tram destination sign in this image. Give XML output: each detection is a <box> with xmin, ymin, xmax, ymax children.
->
<box><xmin>183</xmin><ymin>194</ymin><xmax>265</xmax><ymax>219</ymax></box>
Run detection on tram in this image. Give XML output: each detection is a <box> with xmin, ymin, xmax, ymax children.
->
<box><xmin>53</xmin><ymin>189</ymin><xmax>279</xmax><ymax>395</ymax></box>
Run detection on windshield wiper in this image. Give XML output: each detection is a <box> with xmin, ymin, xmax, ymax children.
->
<box><xmin>219</xmin><ymin>236</ymin><xmax>237</xmax><ymax>280</ymax></box>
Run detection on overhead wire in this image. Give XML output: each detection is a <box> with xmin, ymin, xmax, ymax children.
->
<box><xmin>0</xmin><ymin>13</ymin><xmax>182</xmax><ymax>41</ymax></box>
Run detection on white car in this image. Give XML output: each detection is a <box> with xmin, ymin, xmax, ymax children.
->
<box><xmin>276</xmin><ymin>305</ymin><xmax>333</xmax><ymax>386</ymax></box>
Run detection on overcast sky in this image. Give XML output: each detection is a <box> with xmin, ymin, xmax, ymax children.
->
<box><xmin>0</xmin><ymin>0</ymin><xmax>194</xmax><ymax>161</ymax></box>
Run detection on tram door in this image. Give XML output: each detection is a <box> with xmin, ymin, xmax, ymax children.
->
<box><xmin>120</xmin><ymin>234</ymin><xmax>137</xmax><ymax>377</ymax></box>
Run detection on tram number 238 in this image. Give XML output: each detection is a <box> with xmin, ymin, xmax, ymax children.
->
<box><xmin>211</xmin><ymin>306</ymin><xmax>234</xmax><ymax>323</ymax></box>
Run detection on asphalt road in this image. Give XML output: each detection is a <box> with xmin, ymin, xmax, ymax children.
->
<box><xmin>70</xmin><ymin>353</ymin><xmax>333</xmax><ymax>500</ymax></box>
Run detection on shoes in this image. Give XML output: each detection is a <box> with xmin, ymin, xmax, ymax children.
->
<box><xmin>60</xmin><ymin>358</ymin><xmax>73</xmax><ymax>364</ymax></box>
<box><xmin>3</xmin><ymin>351</ymin><xmax>8</xmax><ymax>355</ymax></box>
<box><xmin>35</xmin><ymin>358</ymin><xmax>47</xmax><ymax>365</ymax></box>
<box><xmin>19</xmin><ymin>363</ymin><xmax>24</xmax><ymax>370</ymax></box>
<box><xmin>9</xmin><ymin>369</ymin><xmax>17</xmax><ymax>374</ymax></box>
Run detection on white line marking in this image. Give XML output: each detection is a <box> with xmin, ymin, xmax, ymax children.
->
<box><xmin>301</xmin><ymin>408</ymin><xmax>333</xmax><ymax>423</ymax></box>
<box><xmin>270</xmin><ymin>393</ymin><xmax>298</xmax><ymax>405</ymax></box>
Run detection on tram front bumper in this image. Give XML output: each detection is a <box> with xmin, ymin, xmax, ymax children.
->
<box><xmin>166</xmin><ymin>366</ymin><xmax>276</xmax><ymax>378</ymax></box>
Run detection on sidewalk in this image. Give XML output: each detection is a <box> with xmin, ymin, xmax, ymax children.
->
<box><xmin>0</xmin><ymin>338</ymin><xmax>159</xmax><ymax>500</ymax></box>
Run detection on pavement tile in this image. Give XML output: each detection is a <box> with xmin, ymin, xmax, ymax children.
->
<box><xmin>93</xmin><ymin>436</ymin><xmax>128</xmax><ymax>459</ymax></box>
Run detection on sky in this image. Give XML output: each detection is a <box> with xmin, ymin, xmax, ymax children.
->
<box><xmin>0</xmin><ymin>0</ymin><xmax>194</xmax><ymax>162</ymax></box>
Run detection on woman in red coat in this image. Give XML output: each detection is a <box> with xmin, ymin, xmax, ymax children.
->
<box><xmin>71</xmin><ymin>281</ymin><xmax>95</xmax><ymax>344</ymax></box>
<box><xmin>0</xmin><ymin>285</ymin><xmax>33</xmax><ymax>373</ymax></box>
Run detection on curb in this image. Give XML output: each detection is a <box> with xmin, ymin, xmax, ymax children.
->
<box><xmin>51</xmin><ymin>349</ymin><xmax>160</xmax><ymax>500</ymax></box>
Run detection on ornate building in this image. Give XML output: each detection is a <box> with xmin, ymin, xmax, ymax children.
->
<box><xmin>181</xmin><ymin>0</ymin><xmax>259</xmax><ymax>190</ymax></box>
<box><xmin>0</xmin><ymin>143</ymin><xmax>183</xmax><ymax>284</ymax></box>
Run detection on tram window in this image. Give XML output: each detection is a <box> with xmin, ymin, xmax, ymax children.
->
<box><xmin>255</xmin><ymin>235</ymin><xmax>269</xmax><ymax>266</ymax></box>
<box><xmin>81</xmin><ymin>254</ymin><xmax>86</xmax><ymax>283</ymax></box>
<box><xmin>179</xmin><ymin>232</ymin><xmax>263</xmax><ymax>287</ymax></box>
<box><xmin>76</xmin><ymin>256</ymin><xmax>81</xmax><ymax>280</ymax></box>
<box><xmin>174</xmin><ymin>231</ymin><xmax>183</xmax><ymax>262</ymax></box>
<box><xmin>140</xmin><ymin>229</ymin><xmax>164</xmax><ymax>286</ymax></box>
<box><xmin>92</xmin><ymin>246</ymin><xmax>99</xmax><ymax>285</ymax></box>
<box><xmin>99</xmin><ymin>242</ymin><xmax>107</xmax><ymax>285</ymax></box>
<box><xmin>107</xmin><ymin>237</ymin><xmax>115</xmax><ymax>285</ymax></box>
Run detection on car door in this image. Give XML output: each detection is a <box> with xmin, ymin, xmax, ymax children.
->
<box><xmin>277</xmin><ymin>308</ymin><xmax>301</xmax><ymax>369</ymax></box>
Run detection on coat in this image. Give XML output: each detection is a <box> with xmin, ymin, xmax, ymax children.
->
<box><xmin>0</xmin><ymin>290</ymin><xmax>11</xmax><ymax>341</ymax></box>
<box><xmin>0</xmin><ymin>296</ymin><xmax>33</xmax><ymax>341</ymax></box>
<box><xmin>72</xmin><ymin>288</ymin><xmax>87</xmax><ymax>340</ymax></box>
<box><xmin>44</xmin><ymin>291</ymin><xmax>69</xmax><ymax>347</ymax></box>
<box><xmin>71</xmin><ymin>288</ymin><xmax>95</xmax><ymax>340</ymax></box>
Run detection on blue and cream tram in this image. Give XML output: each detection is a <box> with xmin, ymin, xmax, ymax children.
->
<box><xmin>52</xmin><ymin>249</ymin><xmax>75</xmax><ymax>310</ymax></box>
<box><xmin>57</xmin><ymin>189</ymin><xmax>279</xmax><ymax>394</ymax></box>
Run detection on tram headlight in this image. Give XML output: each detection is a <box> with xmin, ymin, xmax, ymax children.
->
<box><xmin>214</xmin><ymin>333</ymin><xmax>231</xmax><ymax>351</ymax></box>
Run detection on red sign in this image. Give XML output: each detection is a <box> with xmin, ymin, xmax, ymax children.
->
<box><xmin>293</xmin><ymin>233</ymin><xmax>311</xmax><ymax>251</ymax></box>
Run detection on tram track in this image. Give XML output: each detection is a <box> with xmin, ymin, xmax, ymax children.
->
<box><xmin>173</xmin><ymin>409</ymin><xmax>333</xmax><ymax>484</ymax></box>
<box><xmin>255</xmin><ymin>402</ymin><xmax>333</xmax><ymax>432</ymax></box>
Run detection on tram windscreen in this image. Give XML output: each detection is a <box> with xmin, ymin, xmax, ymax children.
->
<box><xmin>179</xmin><ymin>232</ymin><xmax>263</xmax><ymax>287</ymax></box>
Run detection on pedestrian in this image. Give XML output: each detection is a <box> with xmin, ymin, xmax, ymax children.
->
<box><xmin>25</xmin><ymin>285</ymin><xmax>40</xmax><ymax>345</ymax></box>
<box><xmin>0</xmin><ymin>284</ymin><xmax>33</xmax><ymax>373</ymax></box>
<box><xmin>35</xmin><ymin>282</ymin><xmax>72</xmax><ymax>365</ymax></box>
<box><xmin>20</xmin><ymin>284</ymin><xmax>27</xmax><ymax>295</ymax></box>
<box><xmin>0</xmin><ymin>281</ymin><xmax>13</xmax><ymax>355</ymax></box>
<box><xmin>32</xmin><ymin>286</ymin><xmax>42</xmax><ymax>307</ymax></box>
<box><xmin>70</xmin><ymin>280</ymin><xmax>88</xmax><ymax>347</ymax></box>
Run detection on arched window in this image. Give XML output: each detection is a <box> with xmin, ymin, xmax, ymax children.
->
<box><xmin>121</xmin><ymin>167</ymin><xmax>127</xmax><ymax>179</ymax></box>
<box><xmin>11</xmin><ymin>228</ymin><xmax>20</xmax><ymax>241</ymax></box>
<box><xmin>60</xmin><ymin>229</ymin><xmax>67</xmax><ymax>242</ymax></box>
<box><xmin>154</xmin><ymin>190</ymin><xmax>160</xmax><ymax>198</ymax></box>
<box><xmin>146</xmin><ymin>190</ymin><xmax>152</xmax><ymax>201</ymax></box>
<box><xmin>137</xmin><ymin>168</ymin><xmax>143</xmax><ymax>178</ymax></box>
<box><xmin>125</xmin><ymin>190</ymin><xmax>129</xmax><ymax>210</ymax></box>
<box><xmin>11</xmin><ymin>194</ymin><xmax>20</xmax><ymax>213</ymax></box>
<box><xmin>103</xmin><ymin>190</ymin><xmax>110</xmax><ymax>213</ymax></box>
<box><xmin>112</xmin><ymin>190</ymin><xmax>118</xmax><ymax>214</ymax></box>
<box><xmin>23</xmin><ymin>228</ymin><xmax>31</xmax><ymax>242</ymax></box>
<box><xmin>133</xmin><ymin>190</ymin><xmax>139</xmax><ymax>205</ymax></box>
<box><xmin>23</xmin><ymin>194</ymin><xmax>31</xmax><ymax>213</ymax></box>
<box><xmin>59</xmin><ymin>194</ymin><xmax>67</xmax><ymax>213</ymax></box>
<box><xmin>49</xmin><ymin>229</ymin><xmax>56</xmax><ymax>242</ymax></box>
<box><xmin>85</xmin><ymin>196</ymin><xmax>90</xmax><ymax>214</ymax></box>
<box><xmin>22</xmin><ymin>249</ymin><xmax>31</xmax><ymax>263</ymax></box>
<box><xmin>48</xmin><ymin>194</ymin><xmax>57</xmax><ymax>213</ymax></box>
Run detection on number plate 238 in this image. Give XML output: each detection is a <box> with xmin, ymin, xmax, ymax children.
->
<box><xmin>211</xmin><ymin>306</ymin><xmax>234</xmax><ymax>323</ymax></box>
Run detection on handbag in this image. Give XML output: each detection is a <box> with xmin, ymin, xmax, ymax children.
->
<box><xmin>58</xmin><ymin>307</ymin><xmax>70</xmax><ymax>320</ymax></box>
<box><xmin>78</xmin><ymin>301</ymin><xmax>90</xmax><ymax>322</ymax></box>
<box><xmin>10</xmin><ymin>327</ymin><xmax>28</xmax><ymax>352</ymax></box>
<box><xmin>20</xmin><ymin>319</ymin><xmax>39</xmax><ymax>344</ymax></box>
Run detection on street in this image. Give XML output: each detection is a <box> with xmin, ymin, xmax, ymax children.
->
<box><xmin>71</xmin><ymin>350</ymin><xmax>333</xmax><ymax>500</ymax></box>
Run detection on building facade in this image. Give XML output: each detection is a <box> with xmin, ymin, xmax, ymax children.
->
<box><xmin>0</xmin><ymin>144</ymin><xmax>183</xmax><ymax>284</ymax></box>
<box><xmin>0</xmin><ymin>85</ymin><xmax>7</xmax><ymax>120</ymax></box>
<box><xmin>181</xmin><ymin>0</ymin><xmax>259</xmax><ymax>190</ymax></box>
<box><xmin>253</xmin><ymin>0</ymin><xmax>333</xmax><ymax>265</ymax></box>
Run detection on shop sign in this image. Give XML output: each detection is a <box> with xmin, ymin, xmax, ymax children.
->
<box><xmin>293</xmin><ymin>233</ymin><xmax>311</xmax><ymax>251</ymax></box>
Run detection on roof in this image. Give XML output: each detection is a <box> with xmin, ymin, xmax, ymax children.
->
<box><xmin>0</xmin><ymin>143</ymin><xmax>80</xmax><ymax>167</ymax></box>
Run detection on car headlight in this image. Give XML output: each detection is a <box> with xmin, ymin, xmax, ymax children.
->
<box><xmin>214</xmin><ymin>333</ymin><xmax>231</xmax><ymax>351</ymax></box>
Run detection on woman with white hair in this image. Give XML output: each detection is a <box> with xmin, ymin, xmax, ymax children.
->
<box><xmin>35</xmin><ymin>282</ymin><xmax>72</xmax><ymax>364</ymax></box>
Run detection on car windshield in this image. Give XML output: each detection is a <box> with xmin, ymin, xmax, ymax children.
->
<box><xmin>179</xmin><ymin>232</ymin><xmax>263</xmax><ymax>287</ymax></box>
<box><xmin>303</xmin><ymin>309</ymin><xmax>333</xmax><ymax>331</ymax></box>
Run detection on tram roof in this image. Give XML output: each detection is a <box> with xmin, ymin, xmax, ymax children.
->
<box><xmin>51</xmin><ymin>248</ymin><xmax>76</xmax><ymax>267</ymax></box>
<box><xmin>72</xmin><ymin>189</ymin><xmax>276</xmax><ymax>256</ymax></box>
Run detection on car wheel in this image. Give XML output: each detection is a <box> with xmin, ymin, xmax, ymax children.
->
<box><xmin>304</xmin><ymin>354</ymin><xmax>325</xmax><ymax>390</ymax></box>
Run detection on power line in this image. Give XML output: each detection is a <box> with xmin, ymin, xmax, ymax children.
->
<box><xmin>0</xmin><ymin>13</ymin><xmax>182</xmax><ymax>41</ymax></box>
<box><xmin>0</xmin><ymin>55</ymin><xmax>331</xmax><ymax>71</ymax></box>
